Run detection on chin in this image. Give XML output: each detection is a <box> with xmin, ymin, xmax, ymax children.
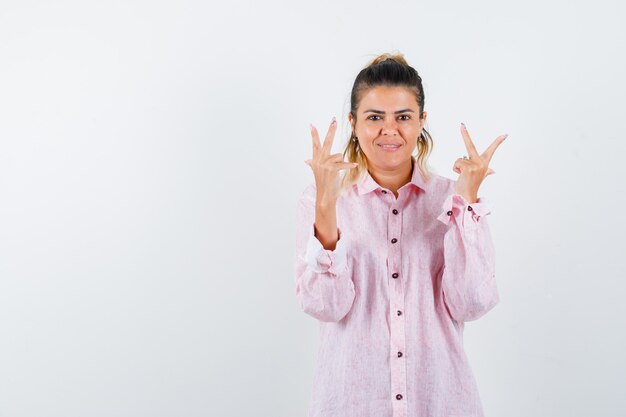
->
<box><xmin>372</xmin><ymin>156</ymin><xmax>411</xmax><ymax>169</ymax></box>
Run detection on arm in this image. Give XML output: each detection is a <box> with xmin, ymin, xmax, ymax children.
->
<box><xmin>436</xmin><ymin>193</ymin><xmax>499</xmax><ymax>322</ymax></box>
<box><xmin>294</xmin><ymin>187</ymin><xmax>356</xmax><ymax>323</ymax></box>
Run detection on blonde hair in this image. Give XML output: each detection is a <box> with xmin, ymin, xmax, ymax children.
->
<box><xmin>340</xmin><ymin>52</ymin><xmax>434</xmax><ymax>193</ymax></box>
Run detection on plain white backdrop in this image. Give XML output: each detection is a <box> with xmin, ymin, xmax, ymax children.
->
<box><xmin>0</xmin><ymin>0</ymin><xmax>625</xmax><ymax>416</ymax></box>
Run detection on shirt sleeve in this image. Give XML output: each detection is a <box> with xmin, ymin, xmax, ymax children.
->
<box><xmin>436</xmin><ymin>193</ymin><xmax>499</xmax><ymax>322</ymax></box>
<box><xmin>294</xmin><ymin>188</ymin><xmax>356</xmax><ymax>323</ymax></box>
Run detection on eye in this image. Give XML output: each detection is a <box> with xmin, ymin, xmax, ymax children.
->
<box><xmin>398</xmin><ymin>115</ymin><xmax>411</xmax><ymax>121</ymax></box>
<box><xmin>367</xmin><ymin>115</ymin><xmax>381</xmax><ymax>121</ymax></box>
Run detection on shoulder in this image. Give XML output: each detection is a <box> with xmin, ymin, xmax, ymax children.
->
<box><xmin>299</xmin><ymin>183</ymin><xmax>317</xmax><ymax>204</ymax></box>
<box><xmin>424</xmin><ymin>170</ymin><xmax>457</xmax><ymax>197</ymax></box>
<box><xmin>298</xmin><ymin>182</ymin><xmax>357</xmax><ymax>205</ymax></box>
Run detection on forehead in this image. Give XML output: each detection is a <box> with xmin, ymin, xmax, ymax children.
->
<box><xmin>359</xmin><ymin>85</ymin><xmax>418</xmax><ymax>111</ymax></box>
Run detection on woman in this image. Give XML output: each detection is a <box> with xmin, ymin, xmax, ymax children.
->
<box><xmin>295</xmin><ymin>53</ymin><xmax>507</xmax><ymax>417</ymax></box>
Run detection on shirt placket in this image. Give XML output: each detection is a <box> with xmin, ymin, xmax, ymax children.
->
<box><xmin>383</xmin><ymin>190</ymin><xmax>408</xmax><ymax>417</ymax></box>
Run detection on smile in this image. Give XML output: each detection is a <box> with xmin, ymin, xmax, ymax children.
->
<box><xmin>378</xmin><ymin>144</ymin><xmax>401</xmax><ymax>152</ymax></box>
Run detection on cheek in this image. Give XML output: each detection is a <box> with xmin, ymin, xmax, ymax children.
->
<box><xmin>407</xmin><ymin>127</ymin><xmax>423</xmax><ymax>142</ymax></box>
<box><xmin>401</xmin><ymin>124</ymin><xmax>420</xmax><ymax>134</ymax></box>
<box><xmin>359</xmin><ymin>124</ymin><xmax>379</xmax><ymax>137</ymax></box>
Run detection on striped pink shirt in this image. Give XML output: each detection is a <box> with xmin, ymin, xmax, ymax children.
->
<box><xmin>294</xmin><ymin>158</ymin><xmax>499</xmax><ymax>417</ymax></box>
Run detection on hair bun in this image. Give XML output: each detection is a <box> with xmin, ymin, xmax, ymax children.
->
<box><xmin>367</xmin><ymin>52</ymin><xmax>409</xmax><ymax>67</ymax></box>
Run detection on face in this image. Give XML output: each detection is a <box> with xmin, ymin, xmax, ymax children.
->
<box><xmin>349</xmin><ymin>85</ymin><xmax>426</xmax><ymax>172</ymax></box>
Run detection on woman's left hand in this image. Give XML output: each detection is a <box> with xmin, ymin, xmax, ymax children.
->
<box><xmin>452</xmin><ymin>123</ymin><xmax>508</xmax><ymax>203</ymax></box>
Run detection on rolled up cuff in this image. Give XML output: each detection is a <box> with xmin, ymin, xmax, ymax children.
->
<box><xmin>304</xmin><ymin>225</ymin><xmax>348</xmax><ymax>276</ymax></box>
<box><xmin>437</xmin><ymin>194</ymin><xmax>492</xmax><ymax>226</ymax></box>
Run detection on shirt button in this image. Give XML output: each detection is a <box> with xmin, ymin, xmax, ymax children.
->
<box><xmin>392</xmin><ymin>209</ymin><xmax>398</xmax><ymax>215</ymax></box>
<box><xmin>397</xmin><ymin>310</ymin><xmax>402</xmax><ymax>316</ymax></box>
<box><xmin>468</xmin><ymin>206</ymin><xmax>473</xmax><ymax>211</ymax></box>
<box><xmin>392</xmin><ymin>273</ymin><xmax>399</xmax><ymax>279</ymax></box>
<box><xmin>391</xmin><ymin>238</ymin><xmax>398</xmax><ymax>244</ymax></box>
<box><xmin>396</xmin><ymin>394</ymin><xmax>403</xmax><ymax>400</ymax></box>
<box><xmin>447</xmin><ymin>210</ymin><xmax>453</xmax><ymax>216</ymax></box>
<box><xmin>397</xmin><ymin>351</ymin><xmax>403</xmax><ymax>357</ymax></box>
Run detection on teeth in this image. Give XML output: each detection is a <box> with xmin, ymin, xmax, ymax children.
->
<box><xmin>381</xmin><ymin>145</ymin><xmax>400</xmax><ymax>148</ymax></box>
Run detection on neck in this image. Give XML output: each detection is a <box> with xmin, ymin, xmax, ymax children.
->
<box><xmin>369</xmin><ymin>158</ymin><xmax>414</xmax><ymax>197</ymax></box>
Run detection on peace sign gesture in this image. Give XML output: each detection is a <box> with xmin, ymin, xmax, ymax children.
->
<box><xmin>305</xmin><ymin>117</ymin><xmax>358</xmax><ymax>206</ymax></box>
<box><xmin>452</xmin><ymin>123</ymin><xmax>508</xmax><ymax>203</ymax></box>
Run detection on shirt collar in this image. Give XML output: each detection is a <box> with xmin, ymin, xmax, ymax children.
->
<box><xmin>356</xmin><ymin>157</ymin><xmax>429</xmax><ymax>196</ymax></box>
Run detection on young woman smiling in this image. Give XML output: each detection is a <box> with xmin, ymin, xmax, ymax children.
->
<box><xmin>296</xmin><ymin>52</ymin><xmax>507</xmax><ymax>417</ymax></box>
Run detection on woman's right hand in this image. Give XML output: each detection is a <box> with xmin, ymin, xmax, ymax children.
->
<box><xmin>305</xmin><ymin>117</ymin><xmax>358</xmax><ymax>206</ymax></box>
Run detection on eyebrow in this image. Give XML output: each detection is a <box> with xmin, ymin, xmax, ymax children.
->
<box><xmin>363</xmin><ymin>109</ymin><xmax>415</xmax><ymax>114</ymax></box>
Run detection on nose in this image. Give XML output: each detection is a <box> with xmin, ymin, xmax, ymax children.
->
<box><xmin>382</xmin><ymin>117</ymin><xmax>398</xmax><ymax>135</ymax></box>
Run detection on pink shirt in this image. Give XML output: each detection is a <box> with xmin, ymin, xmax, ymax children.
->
<box><xmin>294</xmin><ymin>159</ymin><xmax>499</xmax><ymax>417</ymax></box>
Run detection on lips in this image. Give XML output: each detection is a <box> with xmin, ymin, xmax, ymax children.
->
<box><xmin>377</xmin><ymin>143</ymin><xmax>402</xmax><ymax>152</ymax></box>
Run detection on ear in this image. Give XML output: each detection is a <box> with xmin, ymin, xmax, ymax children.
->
<box><xmin>416</xmin><ymin>111</ymin><xmax>425</xmax><ymax>133</ymax></box>
<box><xmin>348</xmin><ymin>112</ymin><xmax>354</xmax><ymax>129</ymax></box>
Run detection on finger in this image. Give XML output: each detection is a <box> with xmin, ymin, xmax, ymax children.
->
<box><xmin>481</xmin><ymin>134</ymin><xmax>508</xmax><ymax>163</ymax></box>
<box><xmin>452</xmin><ymin>158</ymin><xmax>471</xmax><ymax>174</ymax></box>
<box><xmin>454</xmin><ymin>158</ymin><xmax>472</xmax><ymax>168</ymax></box>
<box><xmin>460</xmin><ymin>123</ymin><xmax>480</xmax><ymax>159</ymax></box>
<box><xmin>304</xmin><ymin>159</ymin><xmax>312</xmax><ymax>167</ymax></box>
<box><xmin>310</xmin><ymin>124</ymin><xmax>321</xmax><ymax>158</ymax></box>
<box><xmin>327</xmin><ymin>152</ymin><xmax>345</xmax><ymax>162</ymax></box>
<box><xmin>321</xmin><ymin>117</ymin><xmax>338</xmax><ymax>155</ymax></box>
<box><xmin>336</xmin><ymin>162</ymin><xmax>359</xmax><ymax>170</ymax></box>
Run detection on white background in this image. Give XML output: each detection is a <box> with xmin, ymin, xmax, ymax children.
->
<box><xmin>1</xmin><ymin>0</ymin><xmax>625</xmax><ymax>416</ymax></box>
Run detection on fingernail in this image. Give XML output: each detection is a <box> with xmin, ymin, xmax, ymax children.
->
<box><xmin>503</xmin><ymin>133</ymin><xmax>508</xmax><ymax>140</ymax></box>
<box><xmin>461</xmin><ymin>122</ymin><xmax>466</xmax><ymax>129</ymax></box>
<box><xmin>331</xmin><ymin>116</ymin><xmax>336</xmax><ymax>125</ymax></box>
<box><xmin>309</xmin><ymin>123</ymin><xmax>314</xmax><ymax>131</ymax></box>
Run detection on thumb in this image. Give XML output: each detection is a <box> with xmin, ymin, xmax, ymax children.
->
<box><xmin>304</xmin><ymin>159</ymin><xmax>312</xmax><ymax>167</ymax></box>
